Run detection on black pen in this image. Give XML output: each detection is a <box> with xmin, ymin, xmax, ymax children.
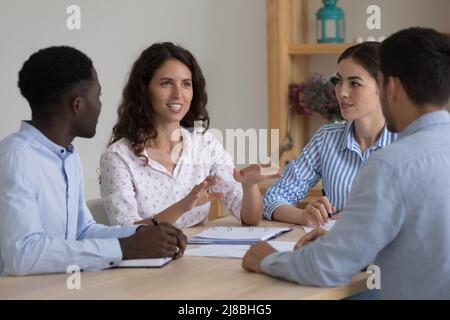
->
<box><xmin>321</xmin><ymin>189</ymin><xmax>340</xmax><ymax>218</ymax></box>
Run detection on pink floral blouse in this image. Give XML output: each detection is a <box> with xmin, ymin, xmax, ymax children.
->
<box><xmin>99</xmin><ymin>127</ymin><xmax>243</xmax><ymax>229</ymax></box>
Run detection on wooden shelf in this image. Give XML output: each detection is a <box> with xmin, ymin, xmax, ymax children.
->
<box><xmin>264</xmin><ymin>0</ymin><xmax>340</xmax><ymax>212</ymax></box>
<box><xmin>289</xmin><ymin>43</ymin><xmax>353</xmax><ymax>55</ymax></box>
<box><xmin>267</xmin><ymin>0</ymin><xmax>351</xmax><ymax>167</ymax></box>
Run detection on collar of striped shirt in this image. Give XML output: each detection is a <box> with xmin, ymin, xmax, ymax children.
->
<box><xmin>339</xmin><ymin>120</ymin><xmax>392</xmax><ymax>152</ymax></box>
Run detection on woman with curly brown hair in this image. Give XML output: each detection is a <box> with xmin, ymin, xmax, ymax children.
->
<box><xmin>100</xmin><ymin>42</ymin><xmax>280</xmax><ymax>229</ymax></box>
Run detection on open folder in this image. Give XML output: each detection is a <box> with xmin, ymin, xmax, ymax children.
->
<box><xmin>185</xmin><ymin>241</ymin><xmax>296</xmax><ymax>259</ymax></box>
<box><xmin>188</xmin><ymin>226</ymin><xmax>293</xmax><ymax>245</ymax></box>
<box><xmin>116</xmin><ymin>257</ymin><xmax>172</xmax><ymax>268</ymax></box>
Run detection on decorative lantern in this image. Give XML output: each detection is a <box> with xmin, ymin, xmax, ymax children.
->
<box><xmin>316</xmin><ymin>0</ymin><xmax>345</xmax><ymax>43</ymax></box>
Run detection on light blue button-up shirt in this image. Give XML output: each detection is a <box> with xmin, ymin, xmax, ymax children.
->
<box><xmin>0</xmin><ymin>122</ymin><xmax>139</xmax><ymax>276</ymax></box>
<box><xmin>261</xmin><ymin>110</ymin><xmax>450</xmax><ymax>299</ymax></box>
<box><xmin>264</xmin><ymin>121</ymin><xmax>397</xmax><ymax>220</ymax></box>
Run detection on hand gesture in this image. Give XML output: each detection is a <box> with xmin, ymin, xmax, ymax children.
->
<box><xmin>181</xmin><ymin>175</ymin><xmax>225</xmax><ymax>212</ymax></box>
<box><xmin>233</xmin><ymin>162</ymin><xmax>282</xmax><ymax>187</ymax></box>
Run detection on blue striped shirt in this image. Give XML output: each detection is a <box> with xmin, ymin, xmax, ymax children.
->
<box><xmin>264</xmin><ymin>121</ymin><xmax>398</xmax><ymax>219</ymax></box>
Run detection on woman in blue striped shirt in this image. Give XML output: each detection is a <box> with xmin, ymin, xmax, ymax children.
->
<box><xmin>264</xmin><ymin>42</ymin><xmax>398</xmax><ymax>226</ymax></box>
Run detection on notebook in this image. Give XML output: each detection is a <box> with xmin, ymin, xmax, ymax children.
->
<box><xmin>188</xmin><ymin>226</ymin><xmax>293</xmax><ymax>245</ymax></box>
<box><xmin>185</xmin><ymin>241</ymin><xmax>296</xmax><ymax>259</ymax></box>
<box><xmin>116</xmin><ymin>257</ymin><xmax>172</xmax><ymax>268</ymax></box>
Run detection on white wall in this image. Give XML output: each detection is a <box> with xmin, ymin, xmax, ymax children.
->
<box><xmin>1</xmin><ymin>0</ymin><xmax>450</xmax><ymax>199</ymax></box>
<box><xmin>306</xmin><ymin>0</ymin><xmax>450</xmax><ymax>135</ymax></box>
<box><xmin>0</xmin><ymin>0</ymin><xmax>268</xmax><ymax>198</ymax></box>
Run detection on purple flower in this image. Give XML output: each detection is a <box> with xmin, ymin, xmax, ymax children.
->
<box><xmin>288</xmin><ymin>73</ymin><xmax>342</xmax><ymax>121</ymax></box>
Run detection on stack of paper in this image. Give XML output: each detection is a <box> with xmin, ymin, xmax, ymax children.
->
<box><xmin>185</xmin><ymin>241</ymin><xmax>296</xmax><ymax>259</ymax></box>
<box><xmin>303</xmin><ymin>220</ymin><xmax>337</xmax><ymax>233</ymax></box>
<box><xmin>188</xmin><ymin>226</ymin><xmax>293</xmax><ymax>245</ymax></box>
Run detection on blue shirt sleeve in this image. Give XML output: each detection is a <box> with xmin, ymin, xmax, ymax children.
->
<box><xmin>263</xmin><ymin>128</ymin><xmax>324</xmax><ymax>220</ymax></box>
<box><xmin>261</xmin><ymin>156</ymin><xmax>407</xmax><ymax>286</ymax></box>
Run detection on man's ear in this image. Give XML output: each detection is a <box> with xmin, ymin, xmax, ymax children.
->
<box><xmin>392</xmin><ymin>77</ymin><xmax>410</xmax><ymax>104</ymax></box>
<box><xmin>386</xmin><ymin>76</ymin><xmax>399</xmax><ymax>104</ymax></box>
<box><xmin>71</xmin><ymin>97</ymin><xmax>85</xmax><ymax>116</ymax></box>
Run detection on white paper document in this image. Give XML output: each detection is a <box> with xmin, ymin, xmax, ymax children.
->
<box><xmin>185</xmin><ymin>241</ymin><xmax>296</xmax><ymax>259</ymax></box>
<box><xmin>117</xmin><ymin>257</ymin><xmax>172</xmax><ymax>268</ymax></box>
<box><xmin>188</xmin><ymin>226</ymin><xmax>293</xmax><ymax>245</ymax></box>
<box><xmin>302</xmin><ymin>219</ymin><xmax>337</xmax><ymax>234</ymax></box>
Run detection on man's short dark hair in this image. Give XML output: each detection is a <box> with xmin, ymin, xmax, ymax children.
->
<box><xmin>18</xmin><ymin>46</ymin><xmax>94</xmax><ymax>118</ymax></box>
<box><xmin>380</xmin><ymin>27</ymin><xmax>450</xmax><ymax>106</ymax></box>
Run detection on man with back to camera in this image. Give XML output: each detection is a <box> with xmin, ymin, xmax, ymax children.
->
<box><xmin>243</xmin><ymin>27</ymin><xmax>450</xmax><ymax>299</ymax></box>
<box><xmin>0</xmin><ymin>46</ymin><xmax>187</xmax><ymax>276</ymax></box>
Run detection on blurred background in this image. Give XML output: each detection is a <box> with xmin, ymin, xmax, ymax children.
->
<box><xmin>0</xmin><ymin>0</ymin><xmax>449</xmax><ymax>199</ymax></box>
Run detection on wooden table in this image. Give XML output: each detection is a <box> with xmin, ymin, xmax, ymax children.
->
<box><xmin>0</xmin><ymin>217</ymin><xmax>369</xmax><ymax>300</ymax></box>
